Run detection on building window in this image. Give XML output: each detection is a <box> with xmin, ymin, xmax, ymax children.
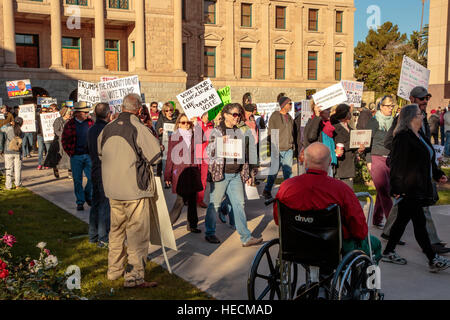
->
<box><xmin>109</xmin><ymin>0</ymin><xmax>128</xmax><ymax>9</ymax></box>
<box><xmin>336</xmin><ymin>11</ymin><xmax>343</xmax><ymax>33</ymax></box>
<box><xmin>15</xmin><ymin>34</ymin><xmax>39</xmax><ymax>68</ymax></box>
<box><xmin>204</xmin><ymin>46</ymin><xmax>216</xmax><ymax>78</ymax></box>
<box><xmin>308</xmin><ymin>9</ymin><xmax>318</xmax><ymax>31</ymax></box>
<box><xmin>241</xmin><ymin>3</ymin><xmax>252</xmax><ymax>27</ymax></box>
<box><xmin>204</xmin><ymin>0</ymin><xmax>216</xmax><ymax>24</ymax></box>
<box><xmin>182</xmin><ymin>43</ymin><xmax>186</xmax><ymax>71</ymax></box>
<box><xmin>241</xmin><ymin>48</ymin><xmax>251</xmax><ymax>79</ymax></box>
<box><xmin>62</xmin><ymin>37</ymin><xmax>81</xmax><ymax>70</ymax></box>
<box><xmin>275</xmin><ymin>50</ymin><xmax>285</xmax><ymax>80</ymax></box>
<box><xmin>275</xmin><ymin>6</ymin><xmax>286</xmax><ymax>29</ymax></box>
<box><xmin>308</xmin><ymin>51</ymin><xmax>318</xmax><ymax>80</ymax></box>
<box><xmin>65</xmin><ymin>0</ymin><xmax>87</xmax><ymax>5</ymax></box>
<box><xmin>335</xmin><ymin>52</ymin><xmax>342</xmax><ymax>81</ymax></box>
<box><xmin>131</xmin><ymin>41</ymin><xmax>135</xmax><ymax>57</ymax></box>
<box><xmin>105</xmin><ymin>39</ymin><xmax>119</xmax><ymax>71</ymax></box>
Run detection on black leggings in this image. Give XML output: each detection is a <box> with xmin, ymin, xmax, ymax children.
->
<box><xmin>384</xmin><ymin>198</ymin><xmax>435</xmax><ymax>262</ymax></box>
<box><xmin>182</xmin><ymin>193</ymin><xmax>198</xmax><ymax>228</ymax></box>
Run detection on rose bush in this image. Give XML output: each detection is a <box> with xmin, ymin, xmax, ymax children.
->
<box><xmin>0</xmin><ymin>232</ymin><xmax>83</xmax><ymax>300</ymax></box>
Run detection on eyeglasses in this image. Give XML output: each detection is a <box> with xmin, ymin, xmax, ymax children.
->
<box><xmin>417</xmin><ymin>96</ymin><xmax>430</xmax><ymax>102</ymax></box>
<box><xmin>381</xmin><ymin>104</ymin><xmax>394</xmax><ymax>108</ymax></box>
<box><xmin>227</xmin><ymin>112</ymin><xmax>241</xmax><ymax>118</ymax></box>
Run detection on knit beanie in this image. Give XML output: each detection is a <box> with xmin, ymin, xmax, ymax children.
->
<box><xmin>279</xmin><ymin>96</ymin><xmax>292</xmax><ymax>109</ymax></box>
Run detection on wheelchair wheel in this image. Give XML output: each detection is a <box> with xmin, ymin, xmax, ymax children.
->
<box><xmin>247</xmin><ymin>239</ymin><xmax>298</xmax><ymax>300</ymax></box>
<box><xmin>330</xmin><ymin>250</ymin><xmax>378</xmax><ymax>300</ymax></box>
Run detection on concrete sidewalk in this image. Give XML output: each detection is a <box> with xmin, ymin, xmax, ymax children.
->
<box><xmin>14</xmin><ymin>155</ymin><xmax>450</xmax><ymax>300</ymax></box>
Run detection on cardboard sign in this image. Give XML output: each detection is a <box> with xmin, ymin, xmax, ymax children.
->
<box><xmin>216</xmin><ymin>137</ymin><xmax>243</xmax><ymax>159</ymax></box>
<box><xmin>397</xmin><ymin>55</ymin><xmax>430</xmax><ymax>101</ymax></box>
<box><xmin>98</xmin><ymin>75</ymin><xmax>141</xmax><ymax>113</ymax></box>
<box><xmin>349</xmin><ymin>130</ymin><xmax>372</xmax><ymax>149</ymax></box>
<box><xmin>300</xmin><ymin>100</ymin><xmax>313</xmax><ymax>127</ymax></box>
<box><xmin>18</xmin><ymin>104</ymin><xmax>37</xmax><ymax>133</ymax></box>
<box><xmin>176</xmin><ymin>78</ymin><xmax>222</xmax><ymax>119</ymax></box>
<box><xmin>245</xmin><ymin>184</ymin><xmax>260</xmax><ymax>200</ymax></box>
<box><xmin>37</xmin><ymin>97</ymin><xmax>57</xmax><ymax>106</ymax></box>
<box><xmin>6</xmin><ymin>79</ymin><xmax>32</xmax><ymax>99</ymax></box>
<box><xmin>312</xmin><ymin>82</ymin><xmax>348</xmax><ymax>110</ymax></box>
<box><xmin>78</xmin><ymin>80</ymin><xmax>100</xmax><ymax>105</ymax></box>
<box><xmin>100</xmin><ymin>76</ymin><xmax>118</xmax><ymax>82</ymax></box>
<box><xmin>217</xmin><ymin>86</ymin><xmax>231</xmax><ymax>106</ymax></box>
<box><xmin>341</xmin><ymin>80</ymin><xmax>364</xmax><ymax>109</ymax></box>
<box><xmin>40</xmin><ymin>112</ymin><xmax>59</xmax><ymax>142</ymax></box>
<box><xmin>256</xmin><ymin>102</ymin><xmax>295</xmax><ymax>124</ymax></box>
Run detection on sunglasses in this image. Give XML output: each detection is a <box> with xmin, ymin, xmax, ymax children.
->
<box><xmin>227</xmin><ymin>112</ymin><xmax>241</xmax><ymax>118</ymax></box>
<box><xmin>417</xmin><ymin>96</ymin><xmax>430</xmax><ymax>101</ymax></box>
<box><xmin>179</xmin><ymin>121</ymin><xmax>192</xmax><ymax>125</ymax></box>
<box><xmin>165</xmin><ymin>109</ymin><xmax>174</xmax><ymax>113</ymax></box>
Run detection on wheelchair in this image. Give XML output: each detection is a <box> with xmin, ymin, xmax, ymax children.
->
<box><xmin>247</xmin><ymin>192</ymin><xmax>383</xmax><ymax>300</ymax></box>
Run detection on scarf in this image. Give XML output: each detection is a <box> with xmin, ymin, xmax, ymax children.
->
<box><xmin>321</xmin><ymin>119</ymin><xmax>335</xmax><ymax>138</ymax></box>
<box><xmin>374</xmin><ymin>110</ymin><xmax>393</xmax><ymax>132</ymax></box>
<box><xmin>178</xmin><ymin>128</ymin><xmax>192</xmax><ymax>149</ymax></box>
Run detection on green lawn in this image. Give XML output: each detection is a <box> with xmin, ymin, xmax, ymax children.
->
<box><xmin>0</xmin><ymin>175</ymin><xmax>211</xmax><ymax>300</ymax></box>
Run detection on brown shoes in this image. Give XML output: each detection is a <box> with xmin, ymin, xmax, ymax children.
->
<box><xmin>242</xmin><ymin>237</ymin><xmax>263</xmax><ymax>247</ymax></box>
<box><xmin>124</xmin><ymin>280</ymin><xmax>158</xmax><ymax>288</ymax></box>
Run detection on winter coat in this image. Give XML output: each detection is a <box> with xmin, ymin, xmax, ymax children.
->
<box><xmin>334</xmin><ymin>122</ymin><xmax>357</xmax><ymax>179</ymax></box>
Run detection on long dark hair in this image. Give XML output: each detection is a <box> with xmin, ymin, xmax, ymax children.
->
<box><xmin>330</xmin><ymin>104</ymin><xmax>351</xmax><ymax>125</ymax></box>
<box><xmin>13</xmin><ymin>117</ymin><xmax>23</xmax><ymax>137</ymax></box>
<box><xmin>221</xmin><ymin>103</ymin><xmax>241</xmax><ymax>125</ymax></box>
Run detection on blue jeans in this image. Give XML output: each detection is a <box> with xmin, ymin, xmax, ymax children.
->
<box><xmin>219</xmin><ymin>194</ymin><xmax>235</xmax><ymax>226</ymax></box>
<box><xmin>22</xmin><ymin>132</ymin><xmax>34</xmax><ymax>157</ymax></box>
<box><xmin>445</xmin><ymin>131</ymin><xmax>450</xmax><ymax>156</ymax></box>
<box><xmin>205</xmin><ymin>173</ymin><xmax>252</xmax><ymax>243</ymax></box>
<box><xmin>89</xmin><ymin>177</ymin><xmax>110</xmax><ymax>243</ymax></box>
<box><xmin>37</xmin><ymin>135</ymin><xmax>51</xmax><ymax>166</ymax></box>
<box><xmin>70</xmin><ymin>154</ymin><xmax>92</xmax><ymax>205</ymax></box>
<box><xmin>440</xmin><ymin>125</ymin><xmax>446</xmax><ymax>146</ymax></box>
<box><xmin>264</xmin><ymin>149</ymin><xmax>293</xmax><ymax>193</ymax></box>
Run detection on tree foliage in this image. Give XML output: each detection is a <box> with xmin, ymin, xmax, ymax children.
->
<box><xmin>354</xmin><ymin>22</ymin><xmax>428</xmax><ymax>95</ymax></box>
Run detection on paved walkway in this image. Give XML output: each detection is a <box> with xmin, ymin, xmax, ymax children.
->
<box><xmin>14</xmin><ymin>155</ymin><xmax>450</xmax><ymax>300</ymax></box>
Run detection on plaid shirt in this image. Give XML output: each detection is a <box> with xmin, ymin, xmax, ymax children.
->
<box><xmin>61</xmin><ymin>117</ymin><xmax>94</xmax><ymax>157</ymax></box>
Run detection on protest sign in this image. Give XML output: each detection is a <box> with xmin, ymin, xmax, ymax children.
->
<box><xmin>245</xmin><ymin>184</ymin><xmax>260</xmax><ymax>200</ymax></box>
<box><xmin>162</xmin><ymin>123</ymin><xmax>175</xmax><ymax>160</ymax></box>
<box><xmin>176</xmin><ymin>78</ymin><xmax>222</xmax><ymax>119</ymax></box>
<box><xmin>37</xmin><ymin>97</ymin><xmax>57</xmax><ymax>106</ymax></box>
<box><xmin>207</xmin><ymin>86</ymin><xmax>231</xmax><ymax>121</ymax></box>
<box><xmin>300</xmin><ymin>100</ymin><xmax>313</xmax><ymax>127</ymax></box>
<box><xmin>306</xmin><ymin>89</ymin><xmax>316</xmax><ymax>100</ymax></box>
<box><xmin>100</xmin><ymin>76</ymin><xmax>118</xmax><ymax>82</ymax></box>
<box><xmin>78</xmin><ymin>81</ymin><xmax>100</xmax><ymax>105</ymax></box>
<box><xmin>256</xmin><ymin>102</ymin><xmax>295</xmax><ymax>124</ymax></box>
<box><xmin>98</xmin><ymin>75</ymin><xmax>141</xmax><ymax>113</ymax></box>
<box><xmin>40</xmin><ymin>112</ymin><xmax>59</xmax><ymax>142</ymax></box>
<box><xmin>341</xmin><ymin>80</ymin><xmax>364</xmax><ymax>109</ymax></box>
<box><xmin>312</xmin><ymin>82</ymin><xmax>348</xmax><ymax>110</ymax></box>
<box><xmin>433</xmin><ymin>145</ymin><xmax>445</xmax><ymax>165</ymax></box>
<box><xmin>18</xmin><ymin>104</ymin><xmax>36</xmax><ymax>133</ymax></box>
<box><xmin>397</xmin><ymin>55</ymin><xmax>430</xmax><ymax>101</ymax></box>
<box><xmin>0</xmin><ymin>114</ymin><xmax>5</xmax><ymax>120</ymax></box>
<box><xmin>6</xmin><ymin>79</ymin><xmax>32</xmax><ymax>99</ymax></box>
<box><xmin>216</xmin><ymin>137</ymin><xmax>243</xmax><ymax>159</ymax></box>
<box><xmin>66</xmin><ymin>101</ymin><xmax>74</xmax><ymax>108</ymax></box>
<box><xmin>349</xmin><ymin>130</ymin><xmax>372</xmax><ymax>149</ymax></box>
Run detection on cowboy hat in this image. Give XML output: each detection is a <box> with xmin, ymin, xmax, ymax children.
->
<box><xmin>73</xmin><ymin>101</ymin><xmax>91</xmax><ymax>112</ymax></box>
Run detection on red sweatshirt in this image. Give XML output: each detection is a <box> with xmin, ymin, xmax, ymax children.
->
<box><xmin>273</xmin><ymin>169</ymin><xmax>368</xmax><ymax>240</ymax></box>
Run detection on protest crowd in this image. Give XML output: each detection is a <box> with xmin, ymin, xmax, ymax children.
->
<box><xmin>1</xmin><ymin>76</ymin><xmax>450</xmax><ymax>290</ymax></box>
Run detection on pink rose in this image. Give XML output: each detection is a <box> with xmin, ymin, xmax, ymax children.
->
<box><xmin>44</xmin><ymin>249</ymin><xmax>50</xmax><ymax>256</ymax></box>
<box><xmin>7</xmin><ymin>210</ymin><xmax>13</xmax><ymax>216</ymax></box>
<box><xmin>2</xmin><ymin>234</ymin><xmax>16</xmax><ymax>247</ymax></box>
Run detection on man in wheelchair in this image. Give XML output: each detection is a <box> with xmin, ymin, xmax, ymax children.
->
<box><xmin>273</xmin><ymin>142</ymin><xmax>382</xmax><ymax>262</ymax></box>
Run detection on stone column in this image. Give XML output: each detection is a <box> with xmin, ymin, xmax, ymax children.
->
<box><xmin>294</xmin><ymin>4</ymin><xmax>303</xmax><ymax>79</ymax></box>
<box><xmin>173</xmin><ymin>0</ymin><xmax>183</xmax><ymax>71</ymax></box>
<box><xmin>3</xmin><ymin>0</ymin><xmax>17</xmax><ymax>67</ymax></box>
<box><xmin>50</xmin><ymin>0</ymin><xmax>63</xmax><ymax>68</ymax></box>
<box><xmin>224</xmin><ymin>0</ymin><xmax>236</xmax><ymax>78</ymax></box>
<box><xmin>94</xmin><ymin>0</ymin><xmax>106</xmax><ymax>69</ymax></box>
<box><xmin>260</xmin><ymin>0</ymin><xmax>270</xmax><ymax>77</ymax></box>
<box><xmin>135</xmin><ymin>0</ymin><xmax>145</xmax><ymax>71</ymax></box>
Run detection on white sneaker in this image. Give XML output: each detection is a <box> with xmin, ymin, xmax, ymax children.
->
<box><xmin>242</xmin><ymin>237</ymin><xmax>263</xmax><ymax>247</ymax></box>
<box><xmin>429</xmin><ymin>255</ymin><xmax>450</xmax><ymax>273</ymax></box>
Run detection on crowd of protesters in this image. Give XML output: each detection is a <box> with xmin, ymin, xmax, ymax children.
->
<box><xmin>1</xmin><ymin>85</ymin><xmax>450</xmax><ymax>289</ymax></box>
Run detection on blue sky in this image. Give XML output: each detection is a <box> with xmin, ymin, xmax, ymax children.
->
<box><xmin>354</xmin><ymin>0</ymin><xmax>430</xmax><ymax>47</ymax></box>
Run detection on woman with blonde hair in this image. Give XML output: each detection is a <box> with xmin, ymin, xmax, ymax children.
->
<box><xmin>164</xmin><ymin>113</ymin><xmax>203</xmax><ymax>233</ymax></box>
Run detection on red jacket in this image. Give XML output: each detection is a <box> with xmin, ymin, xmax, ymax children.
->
<box><xmin>61</xmin><ymin>117</ymin><xmax>94</xmax><ymax>157</ymax></box>
<box><xmin>273</xmin><ymin>169</ymin><xmax>368</xmax><ymax>240</ymax></box>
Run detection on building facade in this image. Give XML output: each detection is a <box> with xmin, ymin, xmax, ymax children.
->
<box><xmin>428</xmin><ymin>0</ymin><xmax>450</xmax><ymax>110</ymax></box>
<box><xmin>0</xmin><ymin>0</ymin><xmax>355</xmax><ymax>106</ymax></box>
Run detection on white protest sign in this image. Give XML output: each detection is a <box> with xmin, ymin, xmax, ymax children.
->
<box><xmin>98</xmin><ymin>75</ymin><xmax>141</xmax><ymax>113</ymax></box>
<box><xmin>176</xmin><ymin>78</ymin><xmax>222</xmax><ymax>119</ymax></box>
<box><xmin>256</xmin><ymin>102</ymin><xmax>295</xmax><ymax>125</ymax></box>
<box><xmin>40</xmin><ymin>112</ymin><xmax>59</xmax><ymax>142</ymax></box>
<box><xmin>341</xmin><ymin>80</ymin><xmax>364</xmax><ymax>109</ymax></box>
<box><xmin>18</xmin><ymin>104</ymin><xmax>36</xmax><ymax>132</ymax></box>
<box><xmin>300</xmin><ymin>100</ymin><xmax>313</xmax><ymax>127</ymax></box>
<box><xmin>349</xmin><ymin>130</ymin><xmax>372</xmax><ymax>149</ymax></box>
<box><xmin>217</xmin><ymin>137</ymin><xmax>243</xmax><ymax>159</ymax></box>
<box><xmin>397</xmin><ymin>55</ymin><xmax>430</xmax><ymax>101</ymax></box>
<box><xmin>37</xmin><ymin>97</ymin><xmax>57</xmax><ymax>106</ymax></box>
<box><xmin>100</xmin><ymin>76</ymin><xmax>118</xmax><ymax>82</ymax></box>
<box><xmin>78</xmin><ymin>80</ymin><xmax>100</xmax><ymax>105</ymax></box>
<box><xmin>313</xmin><ymin>82</ymin><xmax>348</xmax><ymax>110</ymax></box>
<box><xmin>433</xmin><ymin>145</ymin><xmax>445</xmax><ymax>165</ymax></box>
<box><xmin>245</xmin><ymin>184</ymin><xmax>260</xmax><ymax>200</ymax></box>
<box><xmin>0</xmin><ymin>114</ymin><xmax>5</xmax><ymax>120</ymax></box>
<box><xmin>162</xmin><ymin>123</ymin><xmax>175</xmax><ymax>160</ymax></box>
<box><xmin>163</xmin><ymin>123</ymin><xmax>175</xmax><ymax>133</ymax></box>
